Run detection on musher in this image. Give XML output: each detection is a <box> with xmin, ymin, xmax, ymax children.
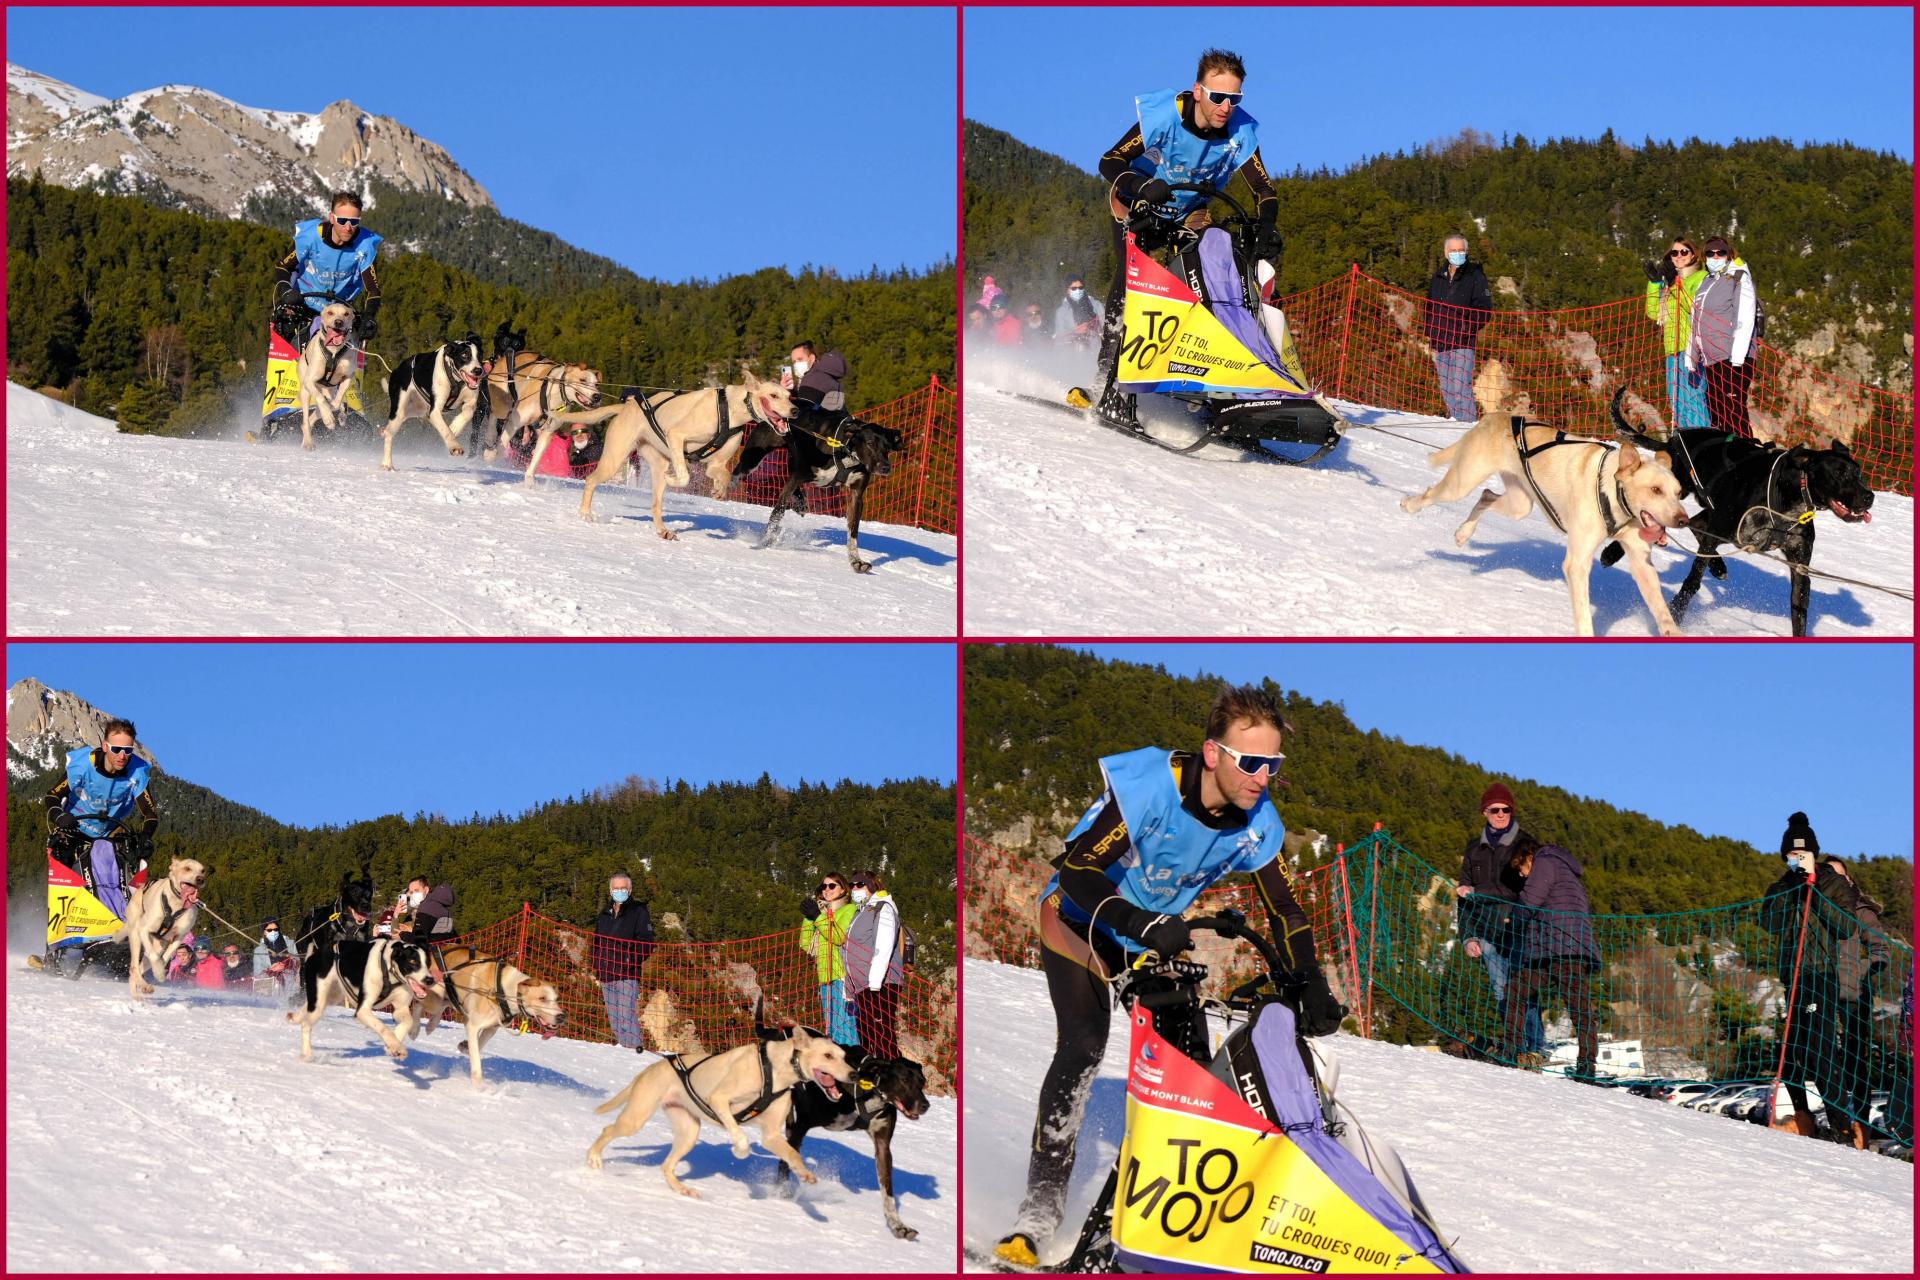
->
<box><xmin>263</xmin><ymin>189</ymin><xmax>384</xmax><ymax>440</ymax></box>
<box><xmin>45</xmin><ymin>718</ymin><xmax>160</xmax><ymax>924</ymax></box>
<box><xmin>993</xmin><ymin>683</ymin><xmax>1346</xmax><ymax>1269</ymax></box>
<box><xmin>1088</xmin><ymin>48</ymin><xmax>1282</xmax><ymax>429</ymax></box>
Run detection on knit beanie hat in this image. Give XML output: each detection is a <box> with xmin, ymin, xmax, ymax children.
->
<box><xmin>1479</xmin><ymin>783</ymin><xmax>1516</xmax><ymax>812</ymax></box>
<box><xmin>1779</xmin><ymin>811</ymin><xmax>1819</xmax><ymax>857</ymax></box>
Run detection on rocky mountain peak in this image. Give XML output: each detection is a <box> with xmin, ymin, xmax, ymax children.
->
<box><xmin>6</xmin><ymin>677</ymin><xmax>158</xmax><ymax>779</ymax></box>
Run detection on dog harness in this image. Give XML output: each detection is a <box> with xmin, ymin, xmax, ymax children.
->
<box><xmin>666</xmin><ymin>1040</ymin><xmax>804</xmax><ymax>1126</ymax></box>
<box><xmin>335</xmin><ymin>945</ymin><xmax>416</xmax><ymax>1010</ymax></box>
<box><xmin>685</xmin><ymin>388</ymin><xmax>741</xmax><ymax>463</ymax></box>
<box><xmin>1508</xmin><ymin>416</ymin><xmax>1636</xmax><ymax>537</ymax></box>
<box><xmin>429</xmin><ymin>947</ymin><xmax>529</xmax><ymax>1026</ymax></box>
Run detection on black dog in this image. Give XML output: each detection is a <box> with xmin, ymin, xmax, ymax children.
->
<box><xmin>730</xmin><ymin>406</ymin><xmax>906</xmax><ymax>574</ymax></box>
<box><xmin>299</xmin><ymin>871</ymin><xmax>376</xmax><ymax>963</ymax></box>
<box><xmin>1603</xmin><ymin>389</ymin><xmax>1874</xmax><ymax>635</ymax></box>
<box><xmin>471</xmin><ymin>321</ymin><xmax>528</xmax><ymax>455</ymax></box>
<box><xmin>755</xmin><ymin>1017</ymin><xmax>929</xmax><ymax>1238</ymax></box>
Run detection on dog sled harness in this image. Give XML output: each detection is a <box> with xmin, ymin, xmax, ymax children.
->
<box><xmin>665</xmin><ymin>1040</ymin><xmax>804</xmax><ymax>1125</ymax></box>
<box><xmin>685</xmin><ymin>388</ymin><xmax>741</xmax><ymax>463</ymax></box>
<box><xmin>429</xmin><ymin>946</ymin><xmax>537</xmax><ymax>1029</ymax></box>
<box><xmin>1509</xmin><ymin>416</ymin><xmax>1636</xmax><ymax>537</ymax></box>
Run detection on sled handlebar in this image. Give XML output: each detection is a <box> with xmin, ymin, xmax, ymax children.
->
<box><xmin>1131</xmin><ymin>912</ymin><xmax>1291</xmax><ymax>984</ymax></box>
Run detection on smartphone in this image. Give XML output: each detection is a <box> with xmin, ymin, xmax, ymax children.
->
<box><xmin>781</xmin><ymin>364</ymin><xmax>793</xmax><ymax>378</ymax></box>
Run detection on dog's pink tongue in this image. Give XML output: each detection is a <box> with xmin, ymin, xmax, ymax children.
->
<box><xmin>1637</xmin><ymin>522</ymin><xmax>1666</xmax><ymax>545</ymax></box>
<box><xmin>181</xmin><ymin>884</ymin><xmax>199</xmax><ymax>904</ymax></box>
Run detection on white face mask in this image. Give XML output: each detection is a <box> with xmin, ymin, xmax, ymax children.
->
<box><xmin>1706</xmin><ymin>256</ymin><xmax>1729</xmax><ymax>276</ymax></box>
<box><xmin>792</xmin><ymin>359</ymin><xmax>812</xmax><ymax>378</ymax></box>
<box><xmin>1446</xmin><ymin>250</ymin><xmax>1467</xmax><ymax>267</ymax></box>
<box><xmin>265</xmin><ymin>929</ymin><xmax>279</xmax><ymax>939</ymax></box>
<box><xmin>408</xmin><ymin>890</ymin><xmax>425</xmax><ymax>907</ymax></box>
<box><xmin>851</xmin><ymin>887</ymin><xmax>871</xmax><ymax>905</ymax></box>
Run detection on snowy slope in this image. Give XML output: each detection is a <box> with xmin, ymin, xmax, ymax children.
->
<box><xmin>5</xmin><ymin>956</ymin><xmax>954</xmax><ymax>1271</ymax></box>
<box><xmin>963</xmin><ymin>959</ymin><xmax>1911</xmax><ymax>1273</ymax></box>
<box><xmin>4</xmin><ymin>384</ymin><xmax>956</xmax><ymax>636</ymax></box>
<box><xmin>962</xmin><ymin>349</ymin><xmax>1912</xmax><ymax>637</ymax></box>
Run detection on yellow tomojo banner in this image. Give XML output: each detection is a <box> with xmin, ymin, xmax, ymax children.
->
<box><xmin>1112</xmin><ymin>1008</ymin><xmax>1446</xmax><ymax>1274</ymax></box>
<box><xmin>1116</xmin><ymin>234</ymin><xmax>1312</xmax><ymax>397</ymax></box>
<box><xmin>46</xmin><ymin>855</ymin><xmax>128</xmax><ymax>947</ymax></box>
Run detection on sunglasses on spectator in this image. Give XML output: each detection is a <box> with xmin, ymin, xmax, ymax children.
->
<box><xmin>849</xmin><ymin>879</ymin><xmax>873</xmax><ymax>889</ymax></box>
<box><xmin>818</xmin><ymin>882</ymin><xmax>843</xmax><ymax>893</ymax></box>
<box><xmin>105</xmin><ymin>744</ymin><xmax>136</xmax><ymax>755</ymax></box>
<box><xmin>334</xmin><ymin>215</ymin><xmax>360</xmax><ymax>227</ymax></box>
<box><xmin>1210</xmin><ymin>740</ymin><xmax>1284</xmax><ymax>776</ymax></box>
<box><xmin>1199</xmin><ymin>88</ymin><xmax>1244</xmax><ymax>106</ymax></box>
<box><xmin>1705</xmin><ymin>251</ymin><xmax>1728</xmax><ymax>259</ymax></box>
<box><xmin>1667</xmin><ymin>249</ymin><xmax>1691</xmax><ymax>258</ymax></box>
<box><xmin>1484</xmin><ymin>805</ymin><xmax>1512</xmax><ymax>815</ymax></box>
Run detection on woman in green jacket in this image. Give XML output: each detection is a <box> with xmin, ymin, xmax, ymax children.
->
<box><xmin>799</xmin><ymin>873</ymin><xmax>860</xmax><ymax>1044</ymax></box>
<box><xmin>1645</xmin><ymin>236</ymin><xmax>1709</xmax><ymax>428</ymax></box>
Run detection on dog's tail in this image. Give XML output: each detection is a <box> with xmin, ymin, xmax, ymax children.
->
<box><xmin>594</xmin><ymin>1075</ymin><xmax>643</xmax><ymax>1115</ymax></box>
<box><xmin>1609</xmin><ymin>386</ymin><xmax>1668</xmax><ymax>450</ymax></box>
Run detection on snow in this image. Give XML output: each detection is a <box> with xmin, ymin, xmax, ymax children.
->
<box><xmin>962</xmin><ymin>347</ymin><xmax>1912</xmax><ymax>637</ymax></box>
<box><xmin>962</xmin><ymin>958</ymin><xmax>1912</xmax><ymax>1272</ymax></box>
<box><xmin>4</xmin><ymin>384</ymin><xmax>956</xmax><ymax>636</ymax></box>
<box><xmin>5</xmin><ymin>62</ymin><xmax>109</xmax><ymax>118</ymax></box>
<box><xmin>5</xmin><ymin>952</ymin><xmax>954</xmax><ymax>1271</ymax></box>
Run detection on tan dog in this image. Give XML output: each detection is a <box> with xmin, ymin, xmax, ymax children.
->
<box><xmin>1400</xmin><ymin>411</ymin><xmax>1692</xmax><ymax>636</ymax></box>
<box><xmin>473</xmin><ymin>352</ymin><xmax>604</xmax><ymax>471</ymax></box>
<box><xmin>297</xmin><ymin>302</ymin><xmax>358</xmax><ymax>451</ymax></box>
<box><xmin>586</xmin><ymin>1025</ymin><xmax>855</xmax><ymax>1198</ymax></box>
<box><xmin>114</xmin><ymin>856</ymin><xmax>207</xmax><ymax>1000</ymax></box>
<box><xmin>543</xmin><ymin>371</ymin><xmax>798</xmax><ymax>539</ymax></box>
<box><xmin>411</xmin><ymin>944</ymin><xmax>567</xmax><ymax>1085</ymax></box>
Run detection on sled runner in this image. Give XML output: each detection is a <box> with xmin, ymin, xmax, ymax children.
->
<box><xmin>254</xmin><ymin>289</ymin><xmax>373</xmax><ymax>444</ymax></box>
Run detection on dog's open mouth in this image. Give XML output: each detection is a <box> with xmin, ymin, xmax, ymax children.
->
<box><xmin>179</xmin><ymin>883</ymin><xmax>201</xmax><ymax>904</ymax></box>
<box><xmin>571</xmin><ymin>386</ymin><xmax>597</xmax><ymax>407</ymax></box>
<box><xmin>406</xmin><ymin>978</ymin><xmax>430</xmax><ymax>1000</ymax></box>
<box><xmin>1636</xmin><ymin>508</ymin><xmax>1670</xmax><ymax>546</ymax></box>
<box><xmin>1829</xmin><ymin>498</ymin><xmax>1872</xmax><ymax>523</ymax></box>
<box><xmin>461</xmin><ymin>370</ymin><xmax>481</xmax><ymax>388</ymax></box>
<box><xmin>812</xmin><ymin>1068</ymin><xmax>844</xmax><ymax>1100</ymax></box>
<box><xmin>324</xmin><ymin>329</ymin><xmax>349</xmax><ymax>349</ymax></box>
<box><xmin>761</xmin><ymin>396</ymin><xmax>789</xmax><ymax>436</ymax></box>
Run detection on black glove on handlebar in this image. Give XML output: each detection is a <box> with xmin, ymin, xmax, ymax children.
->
<box><xmin>1251</xmin><ymin>223</ymin><xmax>1283</xmax><ymax>263</ymax></box>
<box><xmin>1134</xmin><ymin>913</ymin><xmax>1192</xmax><ymax>958</ymax></box>
<box><xmin>50</xmin><ymin>809</ymin><xmax>79</xmax><ymax>832</ymax></box>
<box><xmin>357</xmin><ymin>313</ymin><xmax>378</xmax><ymax>342</ymax></box>
<box><xmin>1290</xmin><ymin>967</ymin><xmax>1348</xmax><ymax>1037</ymax></box>
<box><xmin>1135</xmin><ymin>177</ymin><xmax>1174</xmax><ymax>210</ymax></box>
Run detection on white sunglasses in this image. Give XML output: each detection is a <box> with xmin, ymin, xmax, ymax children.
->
<box><xmin>1209</xmin><ymin>739</ymin><xmax>1285</xmax><ymax>776</ymax></box>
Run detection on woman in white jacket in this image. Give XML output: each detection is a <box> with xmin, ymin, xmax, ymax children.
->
<box><xmin>1685</xmin><ymin>235</ymin><xmax>1760</xmax><ymax>438</ymax></box>
<box><xmin>842</xmin><ymin>869</ymin><xmax>906</xmax><ymax>1058</ymax></box>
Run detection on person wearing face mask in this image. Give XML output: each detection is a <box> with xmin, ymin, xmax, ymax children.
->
<box><xmin>1684</xmin><ymin>235</ymin><xmax>1761</xmax><ymax>439</ymax></box>
<box><xmin>252</xmin><ymin>916</ymin><xmax>301</xmax><ymax>993</ymax></box>
<box><xmin>1759</xmin><ymin>811</ymin><xmax>1843</xmax><ymax>1136</ymax></box>
<box><xmin>993</xmin><ymin>683</ymin><xmax>1343</xmax><ymax>1269</ymax></box>
<box><xmin>799</xmin><ymin>873</ymin><xmax>860</xmax><ymax>1044</ymax></box>
<box><xmin>1088</xmin><ymin>49</ymin><xmax>1281</xmax><ymax>428</ymax></box>
<box><xmin>1053</xmin><ymin>274</ymin><xmax>1103</xmax><ymax>349</ymax></box>
<box><xmin>593</xmin><ymin>872</ymin><xmax>654</xmax><ymax>1052</ymax></box>
<box><xmin>45</xmin><ymin>718</ymin><xmax>160</xmax><ymax>925</ymax></box>
<box><xmin>841</xmin><ymin>870</ymin><xmax>906</xmax><ymax>1059</ymax></box>
<box><xmin>779</xmin><ymin>341</ymin><xmax>848</xmax><ymax>413</ymax></box>
<box><xmin>1453</xmin><ymin>784</ymin><xmax>1545</xmax><ymax>1060</ymax></box>
<box><xmin>1643</xmin><ymin>237</ymin><xmax>1710</xmax><ymax>429</ymax></box>
<box><xmin>398</xmin><ymin>876</ymin><xmax>456</xmax><ymax>944</ymax></box>
<box><xmin>1423</xmin><ymin>234</ymin><xmax>1493</xmax><ymax>422</ymax></box>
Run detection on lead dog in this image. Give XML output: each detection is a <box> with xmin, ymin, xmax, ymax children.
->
<box><xmin>1600</xmin><ymin>389</ymin><xmax>1875</xmax><ymax>636</ymax></box>
<box><xmin>730</xmin><ymin>406</ymin><xmax>907</xmax><ymax>574</ymax></box>
<box><xmin>114</xmin><ymin>856</ymin><xmax>208</xmax><ymax>1001</ymax></box>
<box><xmin>379</xmin><ymin>336</ymin><xmax>489</xmax><ymax>470</ymax></box>
<box><xmin>585</xmin><ymin>1025</ymin><xmax>855</xmax><ymax>1198</ymax></box>
<box><xmin>409</xmin><ymin>944</ymin><xmax>567</xmax><ymax>1085</ymax></box>
<box><xmin>297</xmin><ymin>302</ymin><xmax>359</xmax><ymax>451</ymax></box>
<box><xmin>1400</xmin><ymin>410</ymin><xmax>1692</xmax><ymax>635</ymax></box>
<box><xmin>291</xmin><ymin>937</ymin><xmax>440</xmax><ymax>1062</ymax></box>
<box><xmin>543</xmin><ymin>371</ymin><xmax>799</xmax><ymax>538</ymax></box>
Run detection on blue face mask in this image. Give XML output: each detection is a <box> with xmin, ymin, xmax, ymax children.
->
<box><xmin>611</xmin><ymin>889</ymin><xmax>630</xmax><ymax>904</ymax></box>
<box><xmin>1446</xmin><ymin>251</ymin><xmax>1467</xmax><ymax>267</ymax></box>
<box><xmin>1068</xmin><ymin>287</ymin><xmax>1085</xmax><ymax>301</ymax></box>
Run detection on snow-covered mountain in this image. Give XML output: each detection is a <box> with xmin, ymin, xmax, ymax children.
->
<box><xmin>6</xmin><ymin>62</ymin><xmax>491</xmax><ymax>219</ymax></box>
<box><xmin>6</xmin><ymin>676</ymin><xmax>157</xmax><ymax>779</ymax></box>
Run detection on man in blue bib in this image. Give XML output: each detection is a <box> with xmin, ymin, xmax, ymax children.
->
<box><xmin>1089</xmin><ymin>49</ymin><xmax>1282</xmax><ymax>428</ymax></box>
<box><xmin>44</xmin><ymin>718</ymin><xmax>160</xmax><ymax>921</ymax></box>
<box><xmin>271</xmin><ymin>189</ymin><xmax>384</xmax><ymax>347</ymax></box>
<box><xmin>994</xmin><ymin>684</ymin><xmax>1344</xmax><ymax>1268</ymax></box>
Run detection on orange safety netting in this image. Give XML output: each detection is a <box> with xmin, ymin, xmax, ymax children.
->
<box><xmin>438</xmin><ymin>905</ymin><xmax>956</xmax><ymax>1094</ymax></box>
<box><xmin>1268</xmin><ymin>267</ymin><xmax>1912</xmax><ymax>495</ymax></box>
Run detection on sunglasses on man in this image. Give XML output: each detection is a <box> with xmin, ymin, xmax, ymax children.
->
<box><xmin>1199</xmin><ymin>88</ymin><xmax>1244</xmax><ymax>106</ymax></box>
<box><xmin>334</xmin><ymin>215</ymin><xmax>361</xmax><ymax>227</ymax></box>
<box><xmin>1484</xmin><ymin>805</ymin><xmax>1512</xmax><ymax>816</ymax></box>
<box><xmin>1210</xmin><ymin>740</ymin><xmax>1284</xmax><ymax>777</ymax></box>
<box><xmin>105</xmin><ymin>744</ymin><xmax>136</xmax><ymax>756</ymax></box>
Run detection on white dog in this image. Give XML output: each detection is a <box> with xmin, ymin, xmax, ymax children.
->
<box><xmin>114</xmin><ymin>856</ymin><xmax>207</xmax><ymax>1001</ymax></box>
<box><xmin>296</xmin><ymin>302</ymin><xmax>360</xmax><ymax>452</ymax></box>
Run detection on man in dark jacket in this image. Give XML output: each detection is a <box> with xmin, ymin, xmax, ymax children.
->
<box><xmin>1506</xmin><ymin>835</ymin><xmax>1601</xmax><ymax>1079</ymax></box>
<box><xmin>781</xmin><ymin>342</ymin><xmax>848</xmax><ymax>413</ymax></box>
<box><xmin>1759</xmin><ymin>811</ymin><xmax>1841</xmax><ymax>1136</ymax></box>
<box><xmin>399</xmin><ymin>877</ymin><xmax>455</xmax><ymax>944</ymax></box>
<box><xmin>1424</xmin><ymin>234</ymin><xmax>1493</xmax><ymax>421</ymax></box>
<box><xmin>592</xmin><ymin>872</ymin><xmax>653</xmax><ymax>1051</ymax></box>
<box><xmin>1454</xmin><ymin>783</ymin><xmax>1542</xmax><ymax>1055</ymax></box>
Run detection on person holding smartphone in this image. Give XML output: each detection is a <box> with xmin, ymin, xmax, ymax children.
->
<box><xmin>799</xmin><ymin>873</ymin><xmax>860</xmax><ymax>1044</ymax></box>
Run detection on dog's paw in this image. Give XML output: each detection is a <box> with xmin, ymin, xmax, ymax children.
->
<box><xmin>388</xmin><ymin>1043</ymin><xmax>408</xmax><ymax>1061</ymax></box>
<box><xmin>891</xmin><ymin>1224</ymin><xmax>919</xmax><ymax>1241</ymax></box>
<box><xmin>482</xmin><ymin>447</ymin><xmax>498</xmax><ymax>462</ymax></box>
<box><xmin>302</xmin><ymin>441</ymin><xmax>317</xmax><ymax>452</ymax></box>
<box><xmin>1658</xmin><ymin>621</ymin><xmax>1682</xmax><ymax>638</ymax></box>
<box><xmin>586</xmin><ymin>1152</ymin><xmax>603</xmax><ymax>1171</ymax></box>
<box><xmin>1452</xmin><ymin>526</ymin><xmax>1475</xmax><ymax>548</ymax></box>
<box><xmin>1708</xmin><ymin>559</ymin><xmax>1729</xmax><ymax>580</ymax></box>
<box><xmin>676</xmin><ymin>1186</ymin><xmax>700</xmax><ymax>1199</ymax></box>
<box><xmin>381</xmin><ymin>463</ymin><xmax>395</xmax><ymax>472</ymax></box>
<box><xmin>731</xmin><ymin>1139</ymin><xmax>751</xmax><ymax>1159</ymax></box>
<box><xmin>449</xmin><ymin>446</ymin><xmax>467</xmax><ymax>457</ymax></box>
<box><xmin>796</xmin><ymin>1168</ymin><xmax>817</xmax><ymax>1185</ymax></box>
<box><xmin>852</xmin><ymin>560</ymin><xmax>873</xmax><ymax>574</ymax></box>
<box><xmin>658</xmin><ymin>529</ymin><xmax>678</xmax><ymax>541</ymax></box>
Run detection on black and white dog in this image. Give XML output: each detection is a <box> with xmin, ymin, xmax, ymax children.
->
<box><xmin>731</xmin><ymin>406</ymin><xmax>907</xmax><ymax>573</ymax></box>
<box><xmin>1603</xmin><ymin>389</ymin><xmax>1876</xmax><ymax>635</ymax></box>
<box><xmin>756</xmin><ymin>1013</ymin><xmax>929</xmax><ymax>1238</ymax></box>
<box><xmin>379</xmin><ymin>335</ymin><xmax>489</xmax><ymax>471</ymax></box>
<box><xmin>291</xmin><ymin>937</ymin><xmax>440</xmax><ymax>1063</ymax></box>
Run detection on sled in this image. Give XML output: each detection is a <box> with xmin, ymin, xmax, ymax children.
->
<box><xmin>1062</xmin><ymin>913</ymin><xmax>1467</xmax><ymax>1274</ymax></box>
<box><xmin>36</xmin><ymin>816</ymin><xmax>145</xmax><ymax>980</ymax></box>
<box><xmin>254</xmin><ymin>289</ymin><xmax>373</xmax><ymax>445</ymax></box>
<box><xmin>1090</xmin><ymin>182</ymin><xmax>1351</xmax><ymax>466</ymax></box>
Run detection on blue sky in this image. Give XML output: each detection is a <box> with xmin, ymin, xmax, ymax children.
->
<box><xmin>964</xmin><ymin>6</ymin><xmax>1914</xmax><ymax>173</ymax></box>
<box><xmin>8</xmin><ymin>643</ymin><xmax>956</xmax><ymax>826</ymax></box>
<box><xmin>6</xmin><ymin>7</ymin><xmax>957</xmax><ymax>282</ymax></box>
<box><xmin>1079</xmin><ymin>643</ymin><xmax>1913</xmax><ymax>860</ymax></box>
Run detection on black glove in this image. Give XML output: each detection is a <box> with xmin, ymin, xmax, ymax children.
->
<box><xmin>357</xmin><ymin>311</ymin><xmax>378</xmax><ymax>342</ymax></box>
<box><xmin>1289</xmin><ymin>967</ymin><xmax>1348</xmax><ymax>1037</ymax></box>
<box><xmin>1251</xmin><ymin>222</ymin><xmax>1283</xmax><ymax>263</ymax></box>
<box><xmin>1134</xmin><ymin>912</ymin><xmax>1192</xmax><ymax>959</ymax></box>
<box><xmin>1135</xmin><ymin>177</ymin><xmax>1174</xmax><ymax>210</ymax></box>
<box><xmin>50</xmin><ymin>809</ymin><xmax>79</xmax><ymax>832</ymax></box>
<box><xmin>1643</xmin><ymin>261</ymin><xmax>1665</xmax><ymax>284</ymax></box>
<box><xmin>799</xmin><ymin>896</ymin><xmax>820</xmax><ymax>921</ymax></box>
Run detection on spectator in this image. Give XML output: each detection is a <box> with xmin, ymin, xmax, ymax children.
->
<box><xmin>966</xmin><ymin>303</ymin><xmax>989</xmax><ymax>334</ymax></box>
<box><xmin>799</xmin><ymin>873</ymin><xmax>860</xmax><ymax>1045</ymax></box>
<box><xmin>842</xmin><ymin>869</ymin><xmax>906</xmax><ymax>1059</ymax></box>
<box><xmin>1643</xmin><ymin>237</ymin><xmax>1709</xmax><ymax>429</ymax></box>
<box><xmin>1054</xmin><ymin>274</ymin><xmax>1104</xmax><ymax>349</ymax></box>
<box><xmin>592</xmin><ymin>872</ymin><xmax>653</xmax><ymax>1052</ymax></box>
<box><xmin>978</xmin><ymin>275</ymin><xmax>1006</xmax><ymax>311</ymax></box>
<box><xmin>1453</xmin><ymin>783</ymin><xmax>1544</xmax><ymax>1058</ymax></box>
<box><xmin>1504</xmin><ymin>833</ymin><xmax>1601</xmax><ymax>1081</ymax></box>
<box><xmin>1022</xmin><ymin>301</ymin><xmax>1053</xmax><ymax>342</ymax></box>
<box><xmin>399</xmin><ymin>877</ymin><xmax>455</xmax><ymax>944</ymax></box>
<box><xmin>988</xmin><ymin>297</ymin><xmax>1024</xmax><ymax>347</ymax></box>
<box><xmin>219</xmin><ymin>942</ymin><xmax>251</xmax><ymax>988</ymax></box>
<box><xmin>192</xmin><ymin>941</ymin><xmax>225</xmax><ymax>989</ymax></box>
<box><xmin>1759</xmin><ymin>812</ymin><xmax>1838</xmax><ymax>1137</ymax></box>
<box><xmin>1423</xmin><ymin>234</ymin><xmax>1493</xmax><ymax>422</ymax></box>
<box><xmin>1888</xmin><ymin>968</ymin><xmax>1914</xmax><ymax>1147</ymax></box>
<box><xmin>779</xmin><ymin>341</ymin><xmax>849</xmax><ymax>414</ymax></box>
<box><xmin>168</xmin><ymin>934</ymin><xmax>200</xmax><ymax>982</ymax></box>
<box><xmin>1684</xmin><ymin>235</ymin><xmax>1759</xmax><ymax>439</ymax></box>
<box><xmin>252</xmin><ymin>916</ymin><xmax>300</xmax><ymax>992</ymax></box>
<box><xmin>1817</xmin><ymin>854</ymin><xmax>1890</xmax><ymax>1149</ymax></box>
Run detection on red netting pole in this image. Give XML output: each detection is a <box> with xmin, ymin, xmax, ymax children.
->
<box><xmin>1335</xmin><ymin>263</ymin><xmax>1359</xmax><ymax>401</ymax></box>
<box><xmin>913</xmin><ymin>376</ymin><xmax>936</xmax><ymax>529</ymax></box>
<box><xmin>514</xmin><ymin>902</ymin><xmax>529</xmax><ymax>968</ymax></box>
<box><xmin>1335</xmin><ymin>844</ymin><xmax>1366</xmax><ymax>1038</ymax></box>
<box><xmin>1766</xmin><ymin>873</ymin><xmax>1818</xmax><ymax>1129</ymax></box>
